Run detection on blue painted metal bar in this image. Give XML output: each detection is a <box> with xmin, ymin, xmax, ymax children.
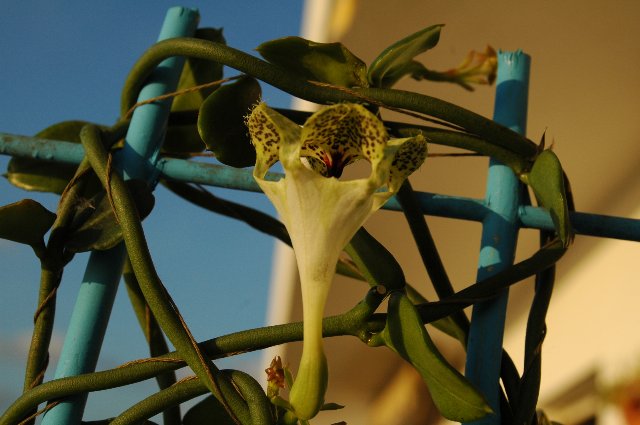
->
<box><xmin>40</xmin><ymin>7</ymin><xmax>199</xmax><ymax>424</ymax></box>
<box><xmin>464</xmin><ymin>50</ymin><xmax>531</xmax><ymax>425</ymax></box>
<box><xmin>2</xmin><ymin>133</ymin><xmax>640</xmax><ymax>242</ymax></box>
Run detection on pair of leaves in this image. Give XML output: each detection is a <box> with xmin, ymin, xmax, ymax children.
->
<box><xmin>257</xmin><ymin>37</ymin><xmax>369</xmax><ymax>88</ymax></box>
<box><xmin>0</xmin><ymin>180</ymin><xmax>154</xmax><ymax>256</ymax></box>
<box><xmin>345</xmin><ymin>227</ymin><xmax>467</xmax><ymax>342</ymax></box>
<box><xmin>345</xmin><ymin>228</ymin><xmax>491</xmax><ymax>421</ymax></box>
<box><xmin>255</xmin><ymin>25</ymin><xmax>443</xmax><ymax>90</ymax></box>
<box><xmin>3</xmin><ymin>30</ymin><xmax>224</xmax><ymax>251</ymax></box>
<box><xmin>368</xmin><ymin>24</ymin><xmax>443</xmax><ymax>88</ymax></box>
<box><xmin>202</xmin><ymin>25</ymin><xmax>443</xmax><ymax>168</ymax></box>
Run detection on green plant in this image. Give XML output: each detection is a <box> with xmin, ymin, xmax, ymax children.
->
<box><xmin>0</xmin><ymin>19</ymin><xmax>572</xmax><ymax>425</ymax></box>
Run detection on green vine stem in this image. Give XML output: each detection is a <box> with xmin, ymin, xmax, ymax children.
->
<box><xmin>110</xmin><ymin>370</ymin><xmax>272</xmax><ymax>425</ymax></box>
<box><xmin>512</xmin><ymin>230</ymin><xmax>557</xmax><ymax>424</ymax></box>
<box><xmin>3</xmin><ymin>219</ymin><xmax>564</xmax><ymax>424</ymax></box>
<box><xmin>108</xmin><ymin>377</ymin><xmax>208</xmax><ymax>425</ymax></box>
<box><xmin>22</xmin><ymin>122</ymin><xmax>129</xmax><ymax>402</ymax></box>
<box><xmin>2</xmin><ymin>236</ymin><xmax>563</xmax><ymax>424</ymax></box>
<box><xmin>0</xmin><ymin>289</ymin><xmax>383</xmax><ymax>425</ymax></box>
<box><xmin>22</xmin><ymin>167</ymin><xmax>87</xmax><ymax>394</ymax></box>
<box><xmin>122</xmin><ymin>259</ymin><xmax>180</xmax><ymax>425</ymax></box>
<box><xmin>120</xmin><ymin>38</ymin><xmax>537</xmax><ymax>160</ymax></box>
<box><xmin>21</xmin><ymin>160</ymin><xmax>103</xmax><ymax>425</ymax></box>
<box><xmin>389</xmin><ymin>125</ymin><xmax>530</xmax><ymax>175</ymax></box>
<box><xmin>78</xmin><ymin>124</ymin><xmax>244</xmax><ymax>423</ymax></box>
<box><xmin>22</xmin><ymin>267</ymin><xmax>60</xmax><ymax>395</ymax></box>
<box><xmin>415</xmin><ymin>240</ymin><xmax>566</xmax><ymax>324</ymax></box>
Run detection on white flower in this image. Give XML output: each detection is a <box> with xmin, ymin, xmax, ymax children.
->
<box><xmin>247</xmin><ymin>102</ymin><xmax>427</xmax><ymax>420</ymax></box>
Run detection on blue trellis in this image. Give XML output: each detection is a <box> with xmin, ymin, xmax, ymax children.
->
<box><xmin>1</xmin><ymin>6</ymin><xmax>639</xmax><ymax>425</ymax></box>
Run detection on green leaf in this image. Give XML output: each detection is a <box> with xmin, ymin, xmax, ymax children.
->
<box><xmin>0</xmin><ymin>199</ymin><xmax>56</xmax><ymax>254</ymax></box>
<box><xmin>163</xmin><ymin>120</ymin><xmax>206</xmax><ymax>156</ymax></box>
<box><xmin>198</xmin><ymin>75</ymin><xmax>261</xmax><ymax>167</ymax></box>
<box><xmin>65</xmin><ymin>180</ymin><xmax>155</xmax><ymax>252</ymax></box>
<box><xmin>404</xmin><ymin>284</ymin><xmax>468</xmax><ymax>345</ymax></box>
<box><xmin>382</xmin><ymin>292</ymin><xmax>492</xmax><ymax>422</ymax></box>
<box><xmin>183</xmin><ymin>395</ymin><xmax>236</xmax><ymax>425</ymax></box>
<box><xmin>164</xmin><ymin>29</ymin><xmax>226</xmax><ymax>155</ymax></box>
<box><xmin>368</xmin><ymin>25</ymin><xmax>443</xmax><ymax>88</ymax></box>
<box><xmin>6</xmin><ymin>157</ymin><xmax>77</xmax><ymax>194</ymax></box>
<box><xmin>6</xmin><ymin>120</ymin><xmax>92</xmax><ymax>194</ymax></box>
<box><xmin>526</xmin><ymin>150</ymin><xmax>573</xmax><ymax>247</ymax></box>
<box><xmin>380</xmin><ymin>60</ymin><xmax>431</xmax><ymax>87</ymax></box>
<box><xmin>345</xmin><ymin>227</ymin><xmax>406</xmax><ymax>291</ymax></box>
<box><xmin>36</xmin><ymin>120</ymin><xmax>90</xmax><ymax>142</ymax></box>
<box><xmin>257</xmin><ymin>36</ymin><xmax>369</xmax><ymax>87</ymax></box>
<box><xmin>171</xmin><ymin>28</ymin><xmax>226</xmax><ymax>112</ymax></box>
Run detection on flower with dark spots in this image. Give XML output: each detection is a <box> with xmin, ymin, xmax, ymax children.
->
<box><xmin>246</xmin><ymin>102</ymin><xmax>427</xmax><ymax>421</ymax></box>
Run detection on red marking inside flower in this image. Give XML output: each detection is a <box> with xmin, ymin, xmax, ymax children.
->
<box><xmin>322</xmin><ymin>152</ymin><xmax>354</xmax><ymax>178</ymax></box>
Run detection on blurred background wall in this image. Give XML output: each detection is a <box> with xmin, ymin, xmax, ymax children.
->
<box><xmin>264</xmin><ymin>1</ymin><xmax>640</xmax><ymax>424</ymax></box>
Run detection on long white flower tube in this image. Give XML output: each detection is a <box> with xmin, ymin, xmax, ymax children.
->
<box><xmin>247</xmin><ymin>102</ymin><xmax>427</xmax><ymax>420</ymax></box>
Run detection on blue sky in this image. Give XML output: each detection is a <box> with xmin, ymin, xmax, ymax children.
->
<box><xmin>0</xmin><ymin>1</ymin><xmax>303</xmax><ymax>420</ymax></box>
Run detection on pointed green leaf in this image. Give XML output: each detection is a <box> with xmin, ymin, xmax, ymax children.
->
<box><xmin>198</xmin><ymin>75</ymin><xmax>261</xmax><ymax>167</ymax></box>
<box><xmin>526</xmin><ymin>150</ymin><xmax>573</xmax><ymax>247</ymax></box>
<box><xmin>0</xmin><ymin>199</ymin><xmax>56</xmax><ymax>253</ymax></box>
<box><xmin>36</xmin><ymin>120</ymin><xmax>91</xmax><ymax>143</ymax></box>
<box><xmin>6</xmin><ymin>158</ymin><xmax>77</xmax><ymax>194</ymax></box>
<box><xmin>171</xmin><ymin>28</ymin><xmax>226</xmax><ymax>112</ymax></box>
<box><xmin>183</xmin><ymin>395</ymin><xmax>236</xmax><ymax>425</ymax></box>
<box><xmin>404</xmin><ymin>284</ymin><xmax>468</xmax><ymax>346</ymax></box>
<box><xmin>6</xmin><ymin>120</ymin><xmax>93</xmax><ymax>193</ymax></box>
<box><xmin>368</xmin><ymin>25</ymin><xmax>443</xmax><ymax>88</ymax></box>
<box><xmin>382</xmin><ymin>292</ymin><xmax>491</xmax><ymax>422</ymax></box>
<box><xmin>257</xmin><ymin>36</ymin><xmax>369</xmax><ymax>87</ymax></box>
<box><xmin>345</xmin><ymin>227</ymin><xmax>406</xmax><ymax>291</ymax></box>
<box><xmin>65</xmin><ymin>180</ymin><xmax>155</xmax><ymax>252</ymax></box>
<box><xmin>377</xmin><ymin>60</ymin><xmax>430</xmax><ymax>88</ymax></box>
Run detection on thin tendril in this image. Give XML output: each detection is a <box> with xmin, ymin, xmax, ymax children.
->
<box><xmin>124</xmin><ymin>75</ymin><xmax>242</xmax><ymax>119</ymax></box>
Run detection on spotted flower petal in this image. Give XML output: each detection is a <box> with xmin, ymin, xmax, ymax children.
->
<box><xmin>247</xmin><ymin>102</ymin><xmax>426</xmax><ymax>420</ymax></box>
